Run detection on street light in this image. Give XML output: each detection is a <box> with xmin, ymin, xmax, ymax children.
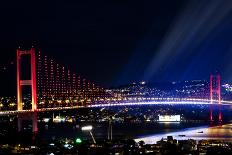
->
<box><xmin>81</xmin><ymin>125</ymin><xmax>96</xmax><ymax>144</ymax></box>
<box><xmin>108</xmin><ymin>116</ymin><xmax>112</xmax><ymax>141</ymax></box>
<box><xmin>81</xmin><ymin>125</ymin><xmax>93</xmax><ymax>131</ymax></box>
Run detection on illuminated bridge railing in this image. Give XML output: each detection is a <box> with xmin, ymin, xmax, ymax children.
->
<box><xmin>0</xmin><ymin>98</ymin><xmax>232</xmax><ymax>116</ymax></box>
<box><xmin>94</xmin><ymin>97</ymin><xmax>232</xmax><ymax>104</ymax></box>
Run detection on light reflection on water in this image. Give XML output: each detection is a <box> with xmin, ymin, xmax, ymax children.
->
<box><xmin>134</xmin><ymin>123</ymin><xmax>232</xmax><ymax>144</ymax></box>
<box><xmin>38</xmin><ymin>122</ymin><xmax>208</xmax><ymax>139</ymax></box>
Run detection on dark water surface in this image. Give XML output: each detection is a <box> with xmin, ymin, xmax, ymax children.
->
<box><xmin>37</xmin><ymin>122</ymin><xmax>209</xmax><ymax>141</ymax></box>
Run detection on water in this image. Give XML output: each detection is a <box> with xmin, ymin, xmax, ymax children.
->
<box><xmin>0</xmin><ymin>104</ymin><xmax>231</xmax><ymax>144</ymax></box>
<box><xmin>37</xmin><ymin>121</ymin><xmax>210</xmax><ymax>141</ymax></box>
<box><xmin>0</xmin><ymin>120</ymin><xmax>231</xmax><ymax>144</ymax></box>
<box><xmin>135</xmin><ymin>123</ymin><xmax>232</xmax><ymax>144</ymax></box>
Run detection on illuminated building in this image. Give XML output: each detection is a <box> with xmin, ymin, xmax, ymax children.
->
<box><xmin>158</xmin><ymin>115</ymin><xmax>181</xmax><ymax>122</ymax></box>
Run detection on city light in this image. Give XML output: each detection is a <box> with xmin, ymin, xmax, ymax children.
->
<box><xmin>75</xmin><ymin>138</ymin><xmax>82</xmax><ymax>144</ymax></box>
<box><xmin>81</xmin><ymin>125</ymin><xmax>93</xmax><ymax>131</ymax></box>
<box><xmin>81</xmin><ymin>125</ymin><xmax>96</xmax><ymax>144</ymax></box>
<box><xmin>158</xmin><ymin>115</ymin><xmax>181</xmax><ymax>122</ymax></box>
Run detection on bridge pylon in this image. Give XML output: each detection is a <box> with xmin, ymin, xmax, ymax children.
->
<box><xmin>210</xmin><ymin>73</ymin><xmax>222</xmax><ymax>122</ymax></box>
<box><xmin>17</xmin><ymin>48</ymin><xmax>38</xmax><ymax>133</ymax></box>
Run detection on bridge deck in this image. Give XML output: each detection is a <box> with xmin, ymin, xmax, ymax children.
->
<box><xmin>0</xmin><ymin>99</ymin><xmax>231</xmax><ymax>116</ymax></box>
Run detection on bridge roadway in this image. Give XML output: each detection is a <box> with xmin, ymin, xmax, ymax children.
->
<box><xmin>0</xmin><ymin>98</ymin><xmax>232</xmax><ymax>116</ymax></box>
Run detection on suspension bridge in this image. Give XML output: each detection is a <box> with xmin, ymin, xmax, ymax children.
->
<box><xmin>0</xmin><ymin>47</ymin><xmax>230</xmax><ymax>133</ymax></box>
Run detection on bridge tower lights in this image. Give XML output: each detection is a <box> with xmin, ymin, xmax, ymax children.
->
<box><xmin>209</xmin><ymin>73</ymin><xmax>222</xmax><ymax>122</ymax></box>
<box><xmin>17</xmin><ymin>48</ymin><xmax>38</xmax><ymax>133</ymax></box>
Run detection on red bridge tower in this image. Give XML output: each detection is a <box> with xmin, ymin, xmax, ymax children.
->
<box><xmin>209</xmin><ymin>73</ymin><xmax>222</xmax><ymax>122</ymax></box>
<box><xmin>17</xmin><ymin>48</ymin><xmax>38</xmax><ymax>133</ymax></box>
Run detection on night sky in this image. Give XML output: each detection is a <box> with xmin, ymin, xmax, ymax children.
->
<box><xmin>1</xmin><ymin>0</ymin><xmax>232</xmax><ymax>92</ymax></box>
